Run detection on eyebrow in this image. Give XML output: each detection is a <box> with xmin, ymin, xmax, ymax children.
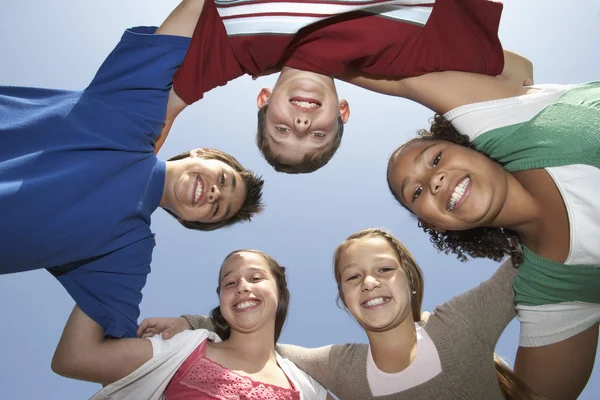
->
<box><xmin>400</xmin><ymin>143</ymin><xmax>436</xmax><ymax>204</ymax></box>
<box><xmin>220</xmin><ymin>266</ymin><xmax>265</xmax><ymax>283</ymax></box>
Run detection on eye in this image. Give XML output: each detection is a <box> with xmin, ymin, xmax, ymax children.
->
<box><xmin>220</xmin><ymin>174</ymin><xmax>225</xmax><ymax>187</ymax></box>
<box><xmin>378</xmin><ymin>267</ymin><xmax>394</xmax><ymax>273</ymax></box>
<box><xmin>251</xmin><ymin>276</ymin><xmax>263</xmax><ymax>282</ymax></box>
<box><xmin>413</xmin><ymin>186</ymin><xmax>423</xmax><ymax>202</ymax></box>
<box><xmin>432</xmin><ymin>152</ymin><xmax>442</xmax><ymax>167</ymax></box>
<box><xmin>310</xmin><ymin>132</ymin><xmax>325</xmax><ymax>138</ymax></box>
<box><xmin>346</xmin><ymin>274</ymin><xmax>359</xmax><ymax>282</ymax></box>
<box><xmin>224</xmin><ymin>280</ymin><xmax>235</xmax><ymax>287</ymax></box>
<box><xmin>275</xmin><ymin>126</ymin><xmax>290</xmax><ymax>133</ymax></box>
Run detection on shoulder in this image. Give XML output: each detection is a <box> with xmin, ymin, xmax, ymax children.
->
<box><xmin>148</xmin><ymin>329</ymin><xmax>220</xmax><ymax>358</ymax></box>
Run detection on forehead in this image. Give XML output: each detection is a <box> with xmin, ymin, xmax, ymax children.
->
<box><xmin>339</xmin><ymin>236</ymin><xmax>398</xmax><ymax>267</ymax></box>
<box><xmin>221</xmin><ymin>252</ymin><xmax>270</xmax><ymax>277</ymax></box>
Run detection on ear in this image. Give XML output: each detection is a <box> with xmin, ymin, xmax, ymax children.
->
<box><xmin>257</xmin><ymin>87</ymin><xmax>272</xmax><ymax>109</ymax></box>
<box><xmin>189</xmin><ymin>148</ymin><xmax>206</xmax><ymax>158</ymax></box>
<box><xmin>417</xmin><ymin>217</ymin><xmax>446</xmax><ymax>233</ymax></box>
<box><xmin>338</xmin><ymin>99</ymin><xmax>350</xmax><ymax>124</ymax></box>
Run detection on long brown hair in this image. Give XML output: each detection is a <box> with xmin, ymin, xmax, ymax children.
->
<box><xmin>334</xmin><ymin>228</ymin><xmax>544</xmax><ymax>400</ymax></box>
<box><xmin>209</xmin><ymin>249</ymin><xmax>290</xmax><ymax>342</ymax></box>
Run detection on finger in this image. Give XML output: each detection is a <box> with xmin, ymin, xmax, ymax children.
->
<box><xmin>137</xmin><ymin>319</ymin><xmax>153</xmax><ymax>337</ymax></box>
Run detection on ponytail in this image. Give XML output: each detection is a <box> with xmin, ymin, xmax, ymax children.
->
<box><xmin>494</xmin><ymin>355</ymin><xmax>547</xmax><ymax>399</ymax></box>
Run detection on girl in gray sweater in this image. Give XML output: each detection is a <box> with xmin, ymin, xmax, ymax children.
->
<box><xmin>143</xmin><ymin>228</ymin><xmax>543</xmax><ymax>399</ymax></box>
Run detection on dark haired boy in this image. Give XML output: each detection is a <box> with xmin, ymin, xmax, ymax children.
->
<box><xmin>0</xmin><ymin>0</ymin><xmax>263</xmax><ymax>339</ymax></box>
<box><xmin>161</xmin><ymin>0</ymin><xmax>506</xmax><ymax>173</ymax></box>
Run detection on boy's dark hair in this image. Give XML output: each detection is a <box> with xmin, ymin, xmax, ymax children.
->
<box><xmin>165</xmin><ymin>149</ymin><xmax>264</xmax><ymax>231</ymax></box>
<box><xmin>256</xmin><ymin>104</ymin><xmax>344</xmax><ymax>174</ymax></box>
<box><xmin>387</xmin><ymin>114</ymin><xmax>523</xmax><ymax>266</ymax></box>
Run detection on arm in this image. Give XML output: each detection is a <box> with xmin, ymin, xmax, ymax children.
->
<box><xmin>276</xmin><ymin>344</ymin><xmax>340</xmax><ymax>392</ymax></box>
<box><xmin>152</xmin><ymin>0</ymin><xmax>207</xmax><ymax>153</ymax></box>
<box><xmin>52</xmin><ymin>306</ymin><xmax>152</xmax><ymax>386</ymax></box>
<box><xmin>498</xmin><ymin>50</ymin><xmax>534</xmax><ymax>86</ymax></box>
<box><xmin>342</xmin><ymin>50</ymin><xmax>534</xmax><ymax>114</ymax></box>
<box><xmin>432</xmin><ymin>259</ymin><xmax>518</xmax><ymax>348</ymax></box>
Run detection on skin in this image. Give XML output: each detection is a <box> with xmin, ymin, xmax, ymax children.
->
<box><xmin>388</xmin><ymin>132</ymin><xmax>592</xmax><ymax>400</ymax></box>
<box><xmin>337</xmin><ymin>236</ymin><xmax>418</xmax><ymax>373</ymax></box>
<box><xmin>161</xmin><ymin>148</ymin><xmax>246</xmax><ymax>224</ymax></box>
<box><xmin>256</xmin><ymin>67</ymin><xmax>350</xmax><ymax>165</ymax></box>
<box><xmin>51</xmin><ymin>252</ymin><xmax>296</xmax><ymax>392</ymax></box>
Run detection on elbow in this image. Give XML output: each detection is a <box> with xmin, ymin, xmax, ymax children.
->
<box><xmin>51</xmin><ymin>346</ymin><xmax>88</xmax><ymax>380</ymax></box>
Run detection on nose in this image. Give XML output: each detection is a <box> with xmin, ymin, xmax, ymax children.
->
<box><xmin>361</xmin><ymin>275</ymin><xmax>381</xmax><ymax>292</ymax></box>
<box><xmin>293</xmin><ymin>116</ymin><xmax>311</xmax><ymax>135</ymax></box>
<box><xmin>236</xmin><ymin>279</ymin><xmax>251</xmax><ymax>295</ymax></box>
<box><xmin>428</xmin><ymin>171</ymin><xmax>446</xmax><ymax>194</ymax></box>
<box><xmin>208</xmin><ymin>185</ymin><xmax>221</xmax><ymax>204</ymax></box>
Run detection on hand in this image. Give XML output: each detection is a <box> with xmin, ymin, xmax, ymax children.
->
<box><xmin>421</xmin><ymin>311</ymin><xmax>432</xmax><ymax>322</ymax></box>
<box><xmin>136</xmin><ymin>317</ymin><xmax>192</xmax><ymax>340</ymax></box>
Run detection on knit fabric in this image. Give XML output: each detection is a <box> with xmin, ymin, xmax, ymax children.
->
<box><xmin>185</xmin><ymin>260</ymin><xmax>517</xmax><ymax>399</ymax></box>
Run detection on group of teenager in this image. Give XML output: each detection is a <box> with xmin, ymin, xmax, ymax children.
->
<box><xmin>2</xmin><ymin>0</ymin><xmax>598</xmax><ymax>399</ymax></box>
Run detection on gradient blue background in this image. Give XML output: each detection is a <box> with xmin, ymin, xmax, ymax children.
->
<box><xmin>1</xmin><ymin>1</ymin><xmax>599</xmax><ymax>398</ymax></box>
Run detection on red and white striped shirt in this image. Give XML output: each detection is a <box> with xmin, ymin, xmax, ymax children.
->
<box><xmin>173</xmin><ymin>0</ymin><xmax>504</xmax><ymax>105</ymax></box>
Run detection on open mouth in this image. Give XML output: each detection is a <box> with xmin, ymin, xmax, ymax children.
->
<box><xmin>361</xmin><ymin>297</ymin><xmax>391</xmax><ymax>308</ymax></box>
<box><xmin>192</xmin><ymin>175</ymin><xmax>204</xmax><ymax>206</ymax></box>
<box><xmin>233</xmin><ymin>299</ymin><xmax>261</xmax><ymax>311</ymax></box>
<box><xmin>290</xmin><ymin>97</ymin><xmax>321</xmax><ymax>112</ymax></box>
<box><xmin>447</xmin><ymin>176</ymin><xmax>470</xmax><ymax>211</ymax></box>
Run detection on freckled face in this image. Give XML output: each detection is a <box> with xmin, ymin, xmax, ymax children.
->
<box><xmin>218</xmin><ymin>252</ymin><xmax>279</xmax><ymax>334</ymax></box>
<box><xmin>388</xmin><ymin>140</ymin><xmax>509</xmax><ymax>231</ymax></box>
<box><xmin>338</xmin><ymin>237</ymin><xmax>412</xmax><ymax>332</ymax></box>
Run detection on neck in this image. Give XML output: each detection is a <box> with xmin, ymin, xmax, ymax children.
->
<box><xmin>221</xmin><ymin>326</ymin><xmax>278</xmax><ymax>364</ymax></box>
<box><xmin>160</xmin><ymin>161</ymin><xmax>175</xmax><ymax>209</ymax></box>
<box><xmin>487</xmin><ymin>172</ymin><xmax>541</xmax><ymax>237</ymax></box>
<box><xmin>366</xmin><ymin>317</ymin><xmax>418</xmax><ymax>373</ymax></box>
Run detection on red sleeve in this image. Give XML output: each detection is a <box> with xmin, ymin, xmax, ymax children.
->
<box><xmin>284</xmin><ymin>0</ymin><xmax>504</xmax><ymax>78</ymax></box>
<box><xmin>172</xmin><ymin>0</ymin><xmax>245</xmax><ymax>105</ymax></box>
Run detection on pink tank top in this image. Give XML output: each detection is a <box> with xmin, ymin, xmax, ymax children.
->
<box><xmin>164</xmin><ymin>340</ymin><xmax>300</xmax><ymax>400</ymax></box>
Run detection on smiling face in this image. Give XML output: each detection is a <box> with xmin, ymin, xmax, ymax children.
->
<box><xmin>257</xmin><ymin>68</ymin><xmax>350</xmax><ymax>165</ymax></box>
<box><xmin>337</xmin><ymin>236</ymin><xmax>414</xmax><ymax>333</ymax></box>
<box><xmin>162</xmin><ymin>149</ymin><xmax>247</xmax><ymax>224</ymax></box>
<box><xmin>218</xmin><ymin>252</ymin><xmax>279</xmax><ymax>336</ymax></box>
<box><xmin>388</xmin><ymin>139</ymin><xmax>510</xmax><ymax>231</ymax></box>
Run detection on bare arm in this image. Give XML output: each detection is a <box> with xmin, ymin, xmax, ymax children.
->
<box><xmin>152</xmin><ymin>0</ymin><xmax>207</xmax><ymax>153</ymax></box>
<box><xmin>342</xmin><ymin>50</ymin><xmax>534</xmax><ymax>114</ymax></box>
<box><xmin>52</xmin><ymin>306</ymin><xmax>152</xmax><ymax>386</ymax></box>
<box><xmin>514</xmin><ymin>324</ymin><xmax>598</xmax><ymax>400</ymax></box>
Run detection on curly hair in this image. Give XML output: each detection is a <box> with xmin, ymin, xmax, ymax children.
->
<box><xmin>387</xmin><ymin>114</ymin><xmax>523</xmax><ymax>266</ymax></box>
<box><xmin>256</xmin><ymin>104</ymin><xmax>344</xmax><ymax>174</ymax></box>
<box><xmin>165</xmin><ymin>149</ymin><xmax>264</xmax><ymax>231</ymax></box>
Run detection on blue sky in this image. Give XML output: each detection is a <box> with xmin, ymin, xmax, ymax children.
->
<box><xmin>1</xmin><ymin>1</ymin><xmax>599</xmax><ymax>398</ymax></box>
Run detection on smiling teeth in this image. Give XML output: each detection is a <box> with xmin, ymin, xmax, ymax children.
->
<box><xmin>235</xmin><ymin>300</ymin><xmax>259</xmax><ymax>310</ymax></box>
<box><xmin>291</xmin><ymin>100</ymin><xmax>318</xmax><ymax>108</ymax></box>
<box><xmin>447</xmin><ymin>177</ymin><xmax>470</xmax><ymax>210</ymax></box>
<box><xmin>194</xmin><ymin>177</ymin><xmax>203</xmax><ymax>204</ymax></box>
<box><xmin>363</xmin><ymin>297</ymin><xmax>389</xmax><ymax>307</ymax></box>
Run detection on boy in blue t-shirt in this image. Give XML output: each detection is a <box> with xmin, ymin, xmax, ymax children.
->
<box><xmin>0</xmin><ymin>0</ymin><xmax>263</xmax><ymax>339</ymax></box>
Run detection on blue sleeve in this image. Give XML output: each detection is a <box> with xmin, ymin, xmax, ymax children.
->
<box><xmin>84</xmin><ymin>27</ymin><xmax>191</xmax><ymax>140</ymax></box>
<box><xmin>50</xmin><ymin>237</ymin><xmax>154</xmax><ymax>338</ymax></box>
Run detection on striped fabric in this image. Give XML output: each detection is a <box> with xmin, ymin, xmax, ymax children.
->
<box><xmin>214</xmin><ymin>0</ymin><xmax>433</xmax><ymax>36</ymax></box>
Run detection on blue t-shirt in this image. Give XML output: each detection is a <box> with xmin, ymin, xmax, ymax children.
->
<box><xmin>0</xmin><ymin>27</ymin><xmax>191</xmax><ymax>338</ymax></box>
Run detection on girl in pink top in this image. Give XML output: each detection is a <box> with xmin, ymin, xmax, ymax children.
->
<box><xmin>51</xmin><ymin>249</ymin><xmax>330</xmax><ymax>400</ymax></box>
